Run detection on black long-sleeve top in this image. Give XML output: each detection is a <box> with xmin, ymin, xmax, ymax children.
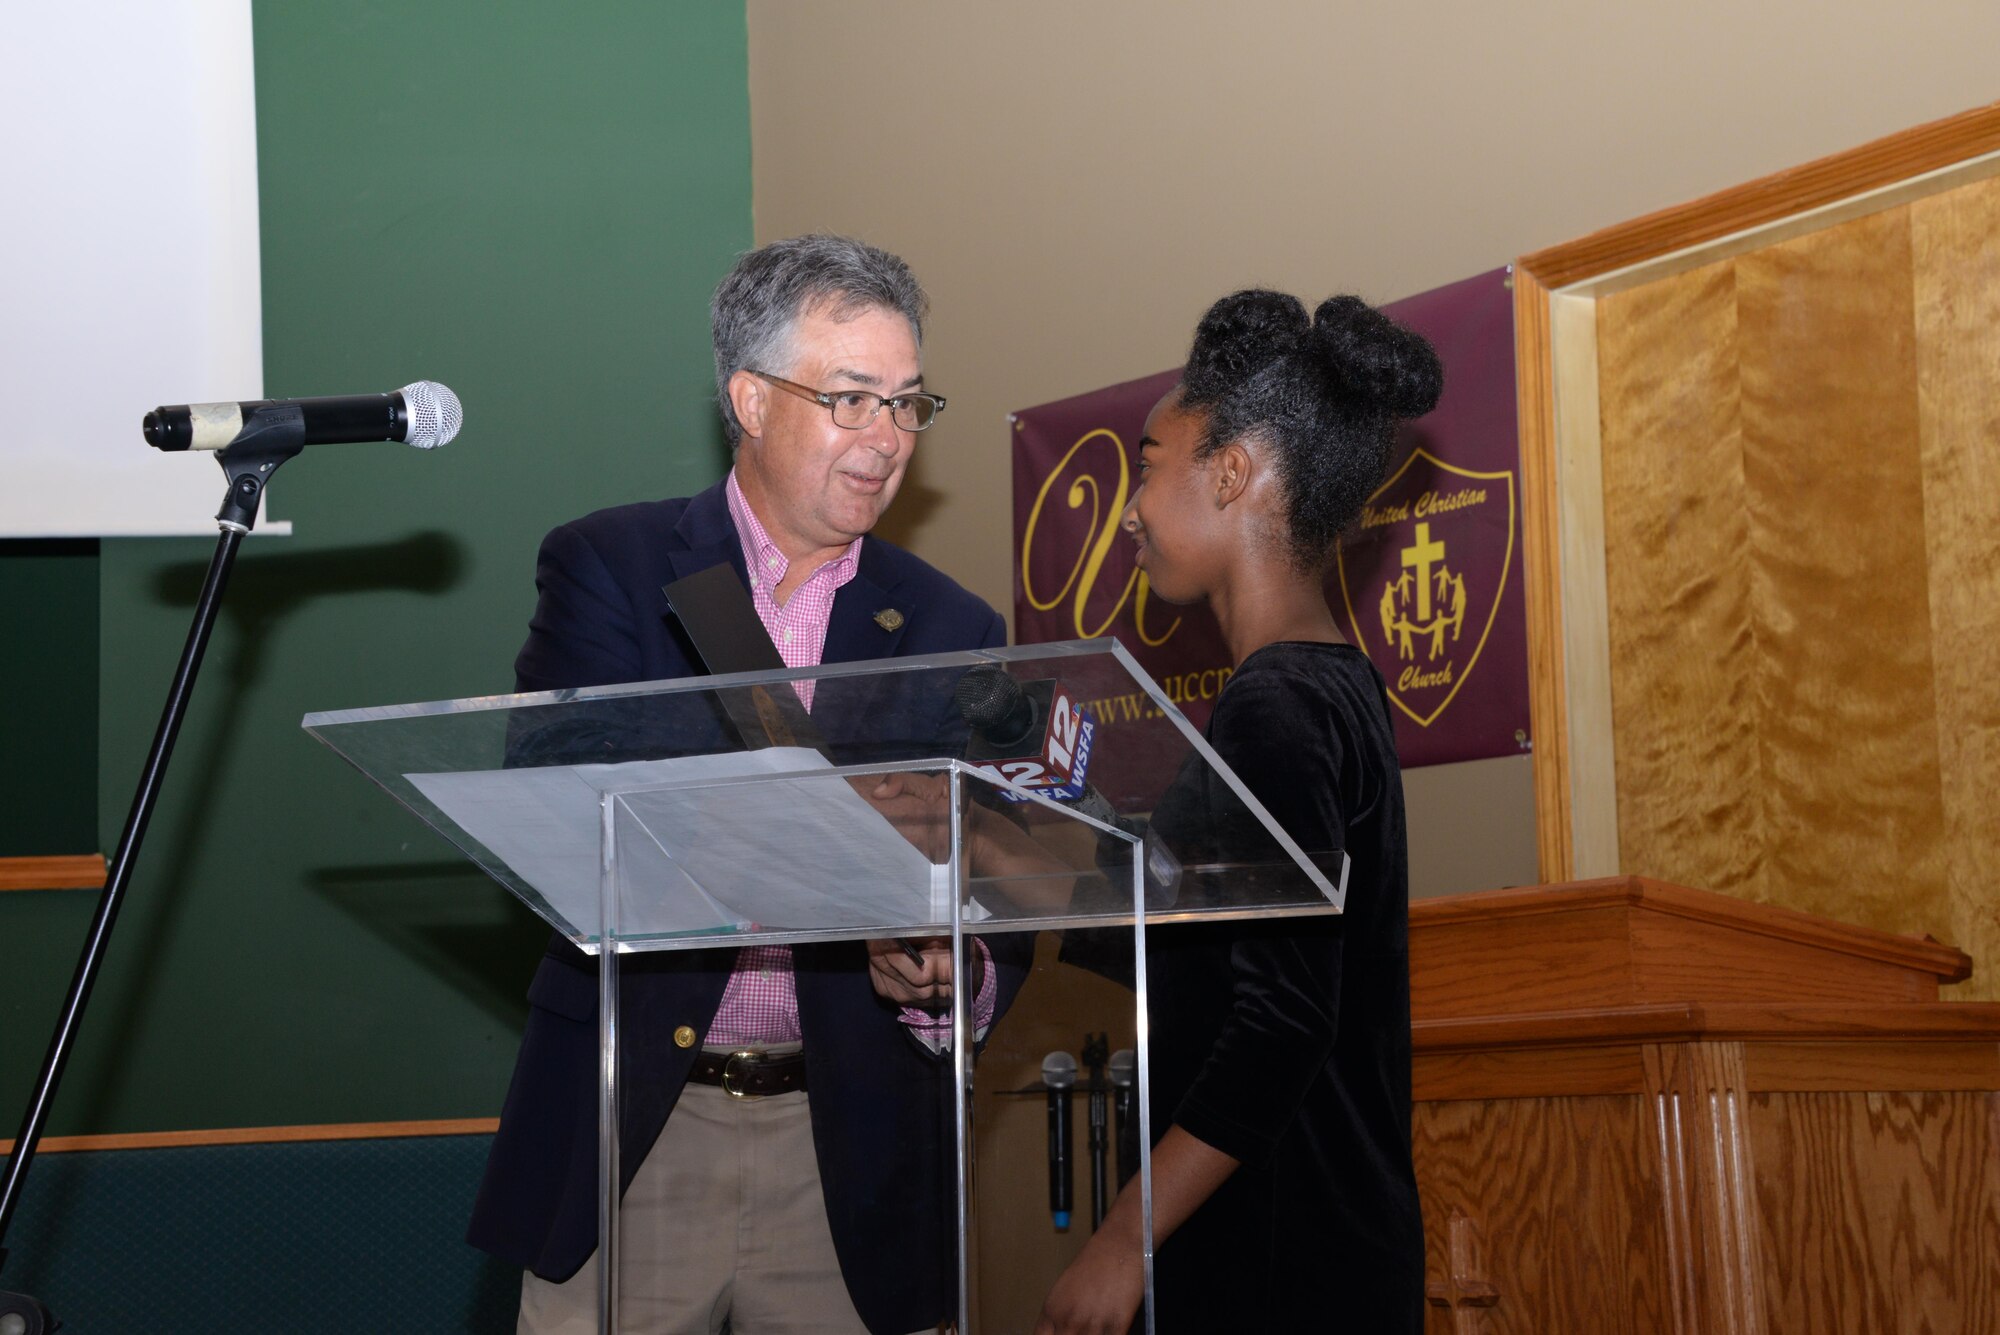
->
<box><xmin>1144</xmin><ymin>641</ymin><xmax>1423</xmax><ymax>1333</ymax></box>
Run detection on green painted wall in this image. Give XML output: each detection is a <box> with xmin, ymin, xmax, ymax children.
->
<box><xmin>0</xmin><ymin>541</ymin><xmax>98</xmax><ymax>858</ymax></box>
<box><xmin>2</xmin><ymin>2</ymin><xmax>750</xmax><ymax>1137</ymax></box>
<box><xmin>0</xmin><ymin>542</ymin><xmax>101</xmax><ymax>1130</ymax></box>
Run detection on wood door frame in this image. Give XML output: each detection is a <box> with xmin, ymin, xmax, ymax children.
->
<box><xmin>1514</xmin><ymin>100</ymin><xmax>2000</xmax><ymax>881</ymax></box>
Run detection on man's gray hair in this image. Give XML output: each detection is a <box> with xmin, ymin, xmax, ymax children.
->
<box><xmin>710</xmin><ymin>234</ymin><xmax>928</xmax><ymax>443</ymax></box>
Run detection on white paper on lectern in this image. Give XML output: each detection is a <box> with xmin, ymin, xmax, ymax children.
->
<box><xmin>406</xmin><ymin>748</ymin><xmax>959</xmax><ymax>938</ymax></box>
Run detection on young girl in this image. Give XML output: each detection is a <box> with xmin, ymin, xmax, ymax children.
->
<box><xmin>1037</xmin><ymin>290</ymin><xmax>1441</xmax><ymax>1334</ymax></box>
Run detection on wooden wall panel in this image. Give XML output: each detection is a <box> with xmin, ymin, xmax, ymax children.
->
<box><xmin>1597</xmin><ymin>262</ymin><xmax>1758</xmax><ymax>897</ymax></box>
<box><xmin>1911</xmin><ymin>173</ymin><xmax>2000</xmax><ymax>1001</ymax></box>
<box><xmin>1747</xmin><ymin>1090</ymin><xmax>2000</xmax><ymax>1333</ymax></box>
<box><xmin>1590</xmin><ymin>194</ymin><xmax>2000</xmax><ymax>977</ymax></box>
<box><xmin>1413</xmin><ymin>1096</ymin><xmax>1675</xmax><ymax>1333</ymax></box>
<box><xmin>1733</xmin><ymin>208</ymin><xmax>1951</xmax><ymax>936</ymax></box>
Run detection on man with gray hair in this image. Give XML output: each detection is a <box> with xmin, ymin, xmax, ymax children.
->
<box><xmin>469</xmin><ymin>235</ymin><xmax>1023</xmax><ymax>1334</ymax></box>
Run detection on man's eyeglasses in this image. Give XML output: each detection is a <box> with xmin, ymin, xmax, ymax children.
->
<box><xmin>750</xmin><ymin>371</ymin><xmax>946</xmax><ymax>433</ymax></box>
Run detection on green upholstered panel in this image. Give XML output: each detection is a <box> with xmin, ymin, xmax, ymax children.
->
<box><xmin>4</xmin><ymin>1134</ymin><xmax>513</xmax><ymax>1332</ymax></box>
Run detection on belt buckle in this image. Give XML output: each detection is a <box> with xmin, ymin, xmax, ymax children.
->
<box><xmin>720</xmin><ymin>1048</ymin><xmax>765</xmax><ymax>1100</ymax></box>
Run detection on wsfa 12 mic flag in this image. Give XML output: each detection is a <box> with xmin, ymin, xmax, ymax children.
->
<box><xmin>955</xmin><ymin>667</ymin><xmax>1096</xmax><ymax>804</ymax></box>
<box><xmin>957</xmin><ymin>665</ymin><xmax>1184</xmax><ymax>901</ymax></box>
<box><xmin>143</xmin><ymin>381</ymin><xmax>464</xmax><ymax>452</ymax></box>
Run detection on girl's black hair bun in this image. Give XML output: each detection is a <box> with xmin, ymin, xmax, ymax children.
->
<box><xmin>1184</xmin><ymin>289</ymin><xmax>1310</xmax><ymax>395</ymax></box>
<box><xmin>1309</xmin><ymin>294</ymin><xmax>1443</xmax><ymax>419</ymax></box>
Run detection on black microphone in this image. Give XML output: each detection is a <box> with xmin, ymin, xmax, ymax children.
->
<box><xmin>142</xmin><ymin>381</ymin><xmax>463</xmax><ymax>452</ymax></box>
<box><xmin>1042</xmin><ymin>1050</ymin><xmax>1076</xmax><ymax>1230</ymax></box>
<box><xmin>956</xmin><ymin>666</ymin><xmax>1042</xmax><ymax>752</ymax></box>
<box><xmin>1108</xmin><ymin>1047</ymin><xmax>1139</xmax><ymax>1188</ymax></box>
<box><xmin>1081</xmin><ymin>1032</ymin><xmax>1110</xmax><ymax>1228</ymax></box>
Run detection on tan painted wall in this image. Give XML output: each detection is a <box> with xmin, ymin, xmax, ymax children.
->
<box><xmin>745</xmin><ymin>1</ymin><xmax>2000</xmax><ymax>907</ymax></box>
<box><xmin>745</xmin><ymin>14</ymin><xmax>2000</xmax><ymax>1319</ymax></box>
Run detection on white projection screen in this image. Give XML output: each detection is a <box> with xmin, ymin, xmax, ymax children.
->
<box><xmin>1</xmin><ymin>0</ymin><xmax>285</xmax><ymax>536</ymax></box>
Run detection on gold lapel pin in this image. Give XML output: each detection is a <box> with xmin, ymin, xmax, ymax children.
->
<box><xmin>874</xmin><ymin>608</ymin><xmax>905</xmax><ymax>632</ymax></box>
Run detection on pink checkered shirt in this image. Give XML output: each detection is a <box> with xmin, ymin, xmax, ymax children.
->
<box><xmin>706</xmin><ymin>471</ymin><xmax>994</xmax><ymax>1048</ymax></box>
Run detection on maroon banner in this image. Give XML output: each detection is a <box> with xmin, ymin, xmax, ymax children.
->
<box><xmin>1010</xmin><ymin>268</ymin><xmax>1528</xmax><ymax>769</ymax></box>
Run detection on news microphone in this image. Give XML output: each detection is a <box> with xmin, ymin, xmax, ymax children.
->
<box><xmin>142</xmin><ymin>381</ymin><xmax>463</xmax><ymax>452</ymax></box>
<box><xmin>957</xmin><ymin>666</ymin><xmax>1181</xmax><ymax>899</ymax></box>
<box><xmin>956</xmin><ymin>667</ymin><xmax>1095</xmax><ymax>805</ymax></box>
<box><xmin>1042</xmin><ymin>1050</ymin><xmax>1077</xmax><ymax>1230</ymax></box>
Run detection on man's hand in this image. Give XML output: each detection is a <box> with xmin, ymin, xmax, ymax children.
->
<box><xmin>865</xmin><ymin>935</ymin><xmax>984</xmax><ymax>1007</ymax></box>
<box><xmin>856</xmin><ymin>770</ymin><xmax>950</xmax><ymax>863</ymax></box>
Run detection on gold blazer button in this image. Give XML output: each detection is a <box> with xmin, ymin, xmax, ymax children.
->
<box><xmin>673</xmin><ymin>1025</ymin><xmax>697</xmax><ymax>1049</ymax></box>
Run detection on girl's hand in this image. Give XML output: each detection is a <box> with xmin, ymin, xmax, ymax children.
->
<box><xmin>1034</xmin><ymin>1228</ymin><xmax>1145</xmax><ymax>1335</ymax></box>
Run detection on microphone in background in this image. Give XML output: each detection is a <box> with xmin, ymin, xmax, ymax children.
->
<box><xmin>1108</xmin><ymin>1048</ymin><xmax>1139</xmax><ymax>1188</ymax></box>
<box><xmin>1042</xmin><ymin>1050</ymin><xmax>1077</xmax><ymax>1230</ymax></box>
<box><xmin>1083</xmin><ymin>1032</ymin><xmax>1110</xmax><ymax>1229</ymax></box>
<box><xmin>143</xmin><ymin>381</ymin><xmax>464</xmax><ymax>452</ymax></box>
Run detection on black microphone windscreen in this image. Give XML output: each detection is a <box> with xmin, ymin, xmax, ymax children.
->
<box><xmin>956</xmin><ymin>667</ymin><xmax>1039</xmax><ymax>748</ymax></box>
<box><xmin>955</xmin><ymin>666</ymin><xmax>1018</xmax><ymax>727</ymax></box>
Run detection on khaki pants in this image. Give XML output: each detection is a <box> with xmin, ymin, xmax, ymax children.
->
<box><xmin>519</xmin><ymin>1075</ymin><xmax>926</xmax><ymax>1335</ymax></box>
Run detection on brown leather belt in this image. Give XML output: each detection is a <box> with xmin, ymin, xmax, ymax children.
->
<box><xmin>687</xmin><ymin>1049</ymin><xmax>807</xmax><ymax>1099</ymax></box>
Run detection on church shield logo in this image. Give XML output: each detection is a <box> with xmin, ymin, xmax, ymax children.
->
<box><xmin>1333</xmin><ymin>448</ymin><xmax>1516</xmax><ymax>729</ymax></box>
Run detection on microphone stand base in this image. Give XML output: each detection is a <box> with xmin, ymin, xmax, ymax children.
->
<box><xmin>0</xmin><ymin>1288</ymin><xmax>57</xmax><ymax>1333</ymax></box>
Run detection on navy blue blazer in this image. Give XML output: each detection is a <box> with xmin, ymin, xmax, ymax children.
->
<box><xmin>467</xmin><ymin>481</ymin><xmax>1018</xmax><ymax>1335</ymax></box>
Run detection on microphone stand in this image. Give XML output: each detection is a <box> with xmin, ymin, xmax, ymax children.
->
<box><xmin>0</xmin><ymin>407</ymin><xmax>306</xmax><ymax>1333</ymax></box>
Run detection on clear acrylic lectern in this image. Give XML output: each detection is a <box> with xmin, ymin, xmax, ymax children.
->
<box><xmin>303</xmin><ymin>640</ymin><xmax>1345</xmax><ymax>1334</ymax></box>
